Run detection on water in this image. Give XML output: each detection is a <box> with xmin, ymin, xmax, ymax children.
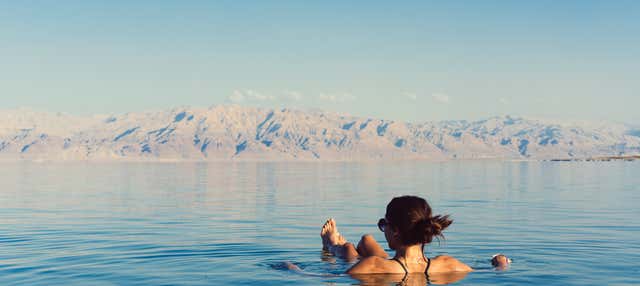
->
<box><xmin>0</xmin><ymin>161</ymin><xmax>638</xmax><ymax>285</ymax></box>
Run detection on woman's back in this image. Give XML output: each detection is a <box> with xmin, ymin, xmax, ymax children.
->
<box><xmin>346</xmin><ymin>254</ymin><xmax>471</xmax><ymax>275</ymax></box>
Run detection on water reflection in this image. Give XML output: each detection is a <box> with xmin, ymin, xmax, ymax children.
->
<box><xmin>350</xmin><ymin>271</ymin><xmax>470</xmax><ymax>286</ymax></box>
<box><xmin>0</xmin><ymin>161</ymin><xmax>638</xmax><ymax>285</ymax></box>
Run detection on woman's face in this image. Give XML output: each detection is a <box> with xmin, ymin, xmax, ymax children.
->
<box><xmin>381</xmin><ymin>218</ymin><xmax>399</xmax><ymax>250</ymax></box>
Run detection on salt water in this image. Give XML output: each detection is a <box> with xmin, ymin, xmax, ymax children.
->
<box><xmin>0</xmin><ymin>161</ymin><xmax>638</xmax><ymax>285</ymax></box>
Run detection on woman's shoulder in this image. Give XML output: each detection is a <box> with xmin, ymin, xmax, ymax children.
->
<box><xmin>428</xmin><ymin>255</ymin><xmax>473</xmax><ymax>273</ymax></box>
<box><xmin>346</xmin><ymin>256</ymin><xmax>405</xmax><ymax>274</ymax></box>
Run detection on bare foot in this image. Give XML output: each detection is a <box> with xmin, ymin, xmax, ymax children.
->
<box><xmin>283</xmin><ymin>261</ymin><xmax>301</xmax><ymax>271</ymax></box>
<box><xmin>320</xmin><ymin>218</ymin><xmax>346</xmax><ymax>250</ymax></box>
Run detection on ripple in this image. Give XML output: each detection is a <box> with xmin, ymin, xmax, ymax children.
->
<box><xmin>0</xmin><ymin>161</ymin><xmax>638</xmax><ymax>285</ymax></box>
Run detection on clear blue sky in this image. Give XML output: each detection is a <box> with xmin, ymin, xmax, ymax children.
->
<box><xmin>1</xmin><ymin>1</ymin><xmax>638</xmax><ymax>123</ymax></box>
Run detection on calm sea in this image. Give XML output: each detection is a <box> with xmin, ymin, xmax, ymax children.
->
<box><xmin>0</xmin><ymin>161</ymin><xmax>638</xmax><ymax>285</ymax></box>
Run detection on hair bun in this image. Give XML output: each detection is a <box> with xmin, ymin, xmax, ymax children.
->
<box><xmin>422</xmin><ymin>215</ymin><xmax>452</xmax><ymax>243</ymax></box>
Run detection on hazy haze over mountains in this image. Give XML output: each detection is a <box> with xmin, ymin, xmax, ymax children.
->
<box><xmin>1</xmin><ymin>105</ymin><xmax>639</xmax><ymax>161</ymax></box>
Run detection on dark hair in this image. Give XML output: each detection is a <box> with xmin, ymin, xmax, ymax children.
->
<box><xmin>385</xmin><ymin>195</ymin><xmax>453</xmax><ymax>245</ymax></box>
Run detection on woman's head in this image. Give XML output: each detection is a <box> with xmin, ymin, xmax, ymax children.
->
<box><xmin>381</xmin><ymin>196</ymin><xmax>452</xmax><ymax>248</ymax></box>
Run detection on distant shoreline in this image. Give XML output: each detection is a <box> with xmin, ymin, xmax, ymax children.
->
<box><xmin>1</xmin><ymin>156</ymin><xmax>639</xmax><ymax>163</ymax></box>
<box><xmin>549</xmin><ymin>155</ymin><xmax>640</xmax><ymax>162</ymax></box>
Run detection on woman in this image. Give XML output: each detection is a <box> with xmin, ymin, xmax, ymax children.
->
<box><xmin>320</xmin><ymin>195</ymin><xmax>475</xmax><ymax>276</ymax></box>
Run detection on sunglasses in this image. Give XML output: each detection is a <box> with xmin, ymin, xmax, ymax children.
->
<box><xmin>377</xmin><ymin>218</ymin><xmax>387</xmax><ymax>232</ymax></box>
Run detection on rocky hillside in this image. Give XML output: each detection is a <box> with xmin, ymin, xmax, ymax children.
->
<box><xmin>1</xmin><ymin>105</ymin><xmax>639</xmax><ymax>161</ymax></box>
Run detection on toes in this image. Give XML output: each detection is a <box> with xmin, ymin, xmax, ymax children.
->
<box><xmin>321</xmin><ymin>218</ymin><xmax>332</xmax><ymax>235</ymax></box>
<box><xmin>321</xmin><ymin>218</ymin><xmax>339</xmax><ymax>237</ymax></box>
<box><xmin>328</xmin><ymin>218</ymin><xmax>336</xmax><ymax>230</ymax></box>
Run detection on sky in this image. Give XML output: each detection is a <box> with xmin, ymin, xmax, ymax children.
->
<box><xmin>1</xmin><ymin>1</ymin><xmax>638</xmax><ymax>124</ymax></box>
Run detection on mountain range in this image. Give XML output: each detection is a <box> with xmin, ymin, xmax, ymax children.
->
<box><xmin>1</xmin><ymin>105</ymin><xmax>639</xmax><ymax>161</ymax></box>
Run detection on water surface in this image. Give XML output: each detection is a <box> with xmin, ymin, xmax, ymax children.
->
<box><xmin>1</xmin><ymin>161</ymin><xmax>638</xmax><ymax>285</ymax></box>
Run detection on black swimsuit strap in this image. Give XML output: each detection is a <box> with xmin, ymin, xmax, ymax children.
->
<box><xmin>425</xmin><ymin>257</ymin><xmax>431</xmax><ymax>274</ymax></box>
<box><xmin>420</xmin><ymin>244</ymin><xmax>431</xmax><ymax>275</ymax></box>
<box><xmin>392</xmin><ymin>258</ymin><xmax>409</xmax><ymax>274</ymax></box>
<box><xmin>392</xmin><ymin>258</ymin><xmax>409</xmax><ymax>284</ymax></box>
